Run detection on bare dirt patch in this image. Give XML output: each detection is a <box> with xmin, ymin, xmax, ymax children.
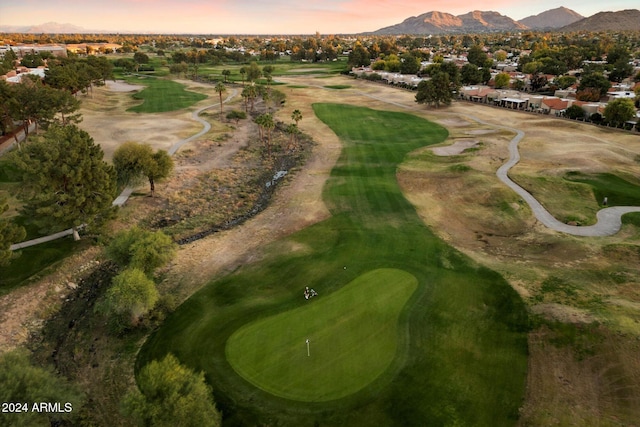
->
<box><xmin>0</xmin><ymin>245</ymin><xmax>101</xmax><ymax>353</ymax></box>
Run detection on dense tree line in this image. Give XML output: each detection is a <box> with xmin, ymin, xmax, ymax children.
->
<box><xmin>3</xmin><ymin>29</ymin><xmax>639</xmax><ymax>59</ymax></box>
<box><xmin>0</xmin><ymin>55</ymin><xmax>113</xmax><ymax>138</ymax></box>
<box><xmin>0</xmin><ymin>54</ymin><xmax>117</xmax><ymax>254</ymax></box>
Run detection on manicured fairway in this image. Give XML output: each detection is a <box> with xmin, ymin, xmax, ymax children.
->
<box><xmin>565</xmin><ymin>172</ymin><xmax>640</xmax><ymax>206</ymax></box>
<box><xmin>226</xmin><ymin>268</ymin><xmax>417</xmax><ymax>401</ymax></box>
<box><xmin>138</xmin><ymin>103</ymin><xmax>529</xmax><ymax>426</ymax></box>
<box><xmin>126</xmin><ymin>77</ymin><xmax>207</xmax><ymax>113</ymax></box>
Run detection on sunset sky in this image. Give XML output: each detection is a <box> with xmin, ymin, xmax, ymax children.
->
<box><xmin>1</xmin><ymin>0</ymin><xmax>638</xmax><ymax>34</ymax></box>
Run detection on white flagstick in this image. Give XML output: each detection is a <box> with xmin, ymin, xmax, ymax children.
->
<box><xmin>306</xmin><ymin>339</ymin><xmax>310</xmax><ymax>357</ymax></box>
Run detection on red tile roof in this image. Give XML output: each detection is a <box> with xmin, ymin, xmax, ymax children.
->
<box><xmin>542</xmin><ymin>98</ymin><xmax>569</xmax><ymax>110</ymax></box>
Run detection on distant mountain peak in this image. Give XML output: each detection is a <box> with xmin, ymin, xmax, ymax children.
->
<box><xmin>519</xmin><ymin>7</ymin><xmax>584</xmax><ymax>29</ymax></box>
<box><xmin>370</xmin><ymin>9</ymin><xmax>525</xmax><ymax>35</ymax></box>
<box><xmin>560</xmin><ymin>9</ymin><xmax>640</xmax><ymax>31</ymax></box>
<box><xmin>28</xmin><ymin>22</ymin><xmax>89</xmax><ymax>33</ymax></box>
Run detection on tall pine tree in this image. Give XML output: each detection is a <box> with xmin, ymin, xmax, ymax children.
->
<box><xmin>14</xmin><ymin>124</ymin><xmax>116</xmax><ymax>238</ymax></box>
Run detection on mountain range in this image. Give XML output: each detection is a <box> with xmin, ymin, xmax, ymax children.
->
<box><xmin>0</xmin><ymin>22</ymin><xmax>100</xmax><ymax>34</ymax></box>
<box><xmin>1</xmin><ymin>8</ymin><xmax>640</xmax><ymax>35</ymax></box>
<box><xmin>370</xmin><ymin>7</ymin><xmax>640</xmax><ymax>35</ymax></box>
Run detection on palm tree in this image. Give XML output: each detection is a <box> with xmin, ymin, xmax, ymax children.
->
<box><xmin>286</xmin><ymin>123</ymin><xmax>300</xmax><ymax>151</ymax></box>
<box><xmin>215</xmin><ymin>82</ymin><xmax>226</xmax><ymax>116</ymax></box>
<box><xmin>246</xmin><ymin>62</ymin><xmax>262</xmax><ymax>83</ymax></box>
<box><xmin>255</xmin><ymin>113</ymin><xmax>266</xmax><ymax>142</ymax></box>
<box><xmin>263</xmin><ymin>90</ymin><xmax>271</xmax><ymax>113</ymax></box>
<box><xmin>245</xmin><ymin>85</ymin><xmax>258</xmax><ymax>112</ymax></box>
<box><xmin>239</xmin><ymin>67</ymin><xmax>246</xmax><ymax>86</ymax></box>
<box><xmin>241</xmin><ymin>87</ymin><xmax>250</xmax><ymax>112</ymax></box>
<box><xmin>255</xmin><ymin>113</ymin><xmax>275</xmax><ymax>157</ymax></box>
<box><xmin>263</xmin><ymin>72</ymin><xmax>273</xmax><ymax>111</ymax></box>
<box><xmin>222</xmin><ymin>69</ymin><xmax>231</xmax><ymax>83</ymax></box>
<box><xmin>263</xmin><ymin>114</ymin><xmax>275</xmax><ymax>157</ymax></box>
<box><xmin>291</xmin><ymin>109</ymin><xmax>303</xmax><ymax>126</ymax></box>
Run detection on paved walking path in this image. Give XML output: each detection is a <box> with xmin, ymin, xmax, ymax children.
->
<box><xmin>10</xmin><ymin>228</ymin><xmax>78</xmax><ymax>250</ymax></box>
<box><xmin>495</xmin><ymin>121</ymin><xmax>640</xmax><ymax>237</ymax></box>
<box><xmin>10</xmin><ymin>89</ymin><xmax>238</xmax><ymax>250</ymax></box>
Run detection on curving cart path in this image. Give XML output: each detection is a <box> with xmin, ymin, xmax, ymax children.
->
<box><xmin>485</xmin><ymin>120</ymin><xmax>640</xmax><ymax>237</ymax></box>
<box><xmin>10</xmin><ymin>89</ymin><xmax>238</xmax><ymax>250</ymax></box>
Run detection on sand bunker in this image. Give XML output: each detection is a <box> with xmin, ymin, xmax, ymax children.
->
<box><xmin>432</xmin><ymin>139</ymin><xmax>480</xmax><ymax>156</ymax></box>
<box><xmin>437</xmin><ymin>118</ymin><xmax>471</xmax><ymax>127</ymax></box>
<box><xmin>465</xmin><ymin>129</ymin><xmax>496</xmax><ymax>135</ymax></box>
<box><xmin>106</xmin><ymin>80</ymin><xmax>144</xmax><ymax>92</ymax></box>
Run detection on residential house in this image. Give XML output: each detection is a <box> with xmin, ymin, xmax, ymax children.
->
<box><xmin>459</xmin><ymin>86</ymin><xmax>497</xmax><ymax>103</ymax></box>
<box><xmin>541</xmin><ymin>98</ymin><xmax>570</xmax><ymax>116</ymax></box>
<box><xmin>66</xmin><ymin>43</ymin><xmax>122</xmax><ymax>55</ymax></box>
<box><xmin>607</xmin><ymin>90</ymin><xmax>636</xmax><ymax>101</ymax></box>
<box><xmin>6</xmin><ymin>44</ymin><xmax>67</xmax><ymax>58</ymax></box>
<box><xmin>4</xmin><ymin>67</ymin><xmax>46</xmax><ymax>83</ymax></box>
<box><xmin>570</xmin><ymin>100</ymin><xmax>602</xmax><ymax>118</ymax></box>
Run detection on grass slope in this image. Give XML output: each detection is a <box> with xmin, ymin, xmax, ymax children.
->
<box><xmin>138</xmin><ymin>104</ymin><xmax>528</xmax><ymax>426</ymax></box>
<box><xmin>1</xmin><ymin>158</ymin><xmax>81</xmax><ymax>294</ymax></box>
<box><xmin>196</xmin><ymin>59</ymin><xmax>347</xmax><ymax>83</ymax></box>
<box><xmin>565</xmin><ymin>171</ymin><xmax>640</xmax><ymax>207</ymax></box>
<box><xmin>0</xmin><ymin>238</ymin><xmax>80</xmax><ymax>296</ymax></box>
<box><xmin>226</xmin><ymin>268</ymin><xmax>418</xmax><ymax>402</ymax></box>
<box><xmin>125</xmin><ymin>77</ymin><xmax>207</xmax><ymax>113</ymax></box>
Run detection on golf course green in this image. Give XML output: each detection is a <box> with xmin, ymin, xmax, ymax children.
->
<box><xmin>226</xmin><ymin>268</ymin><xmax>418</xmax><ymax>402</ymax></box>
<box><xmin>126</xmin><ymin>77</ymin><xmax>207</xmax><ymax>113</ymax></box>
<box><xmin>137</xmin><ymin>103</ymin><xmax>529</xmax><ymax>426</ymax></box>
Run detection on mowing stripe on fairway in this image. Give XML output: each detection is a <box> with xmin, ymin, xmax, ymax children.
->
<box><xmin>226</xmin><ymin>268</ymin><xmax>418</xmax><ymax>402</ymax></box>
